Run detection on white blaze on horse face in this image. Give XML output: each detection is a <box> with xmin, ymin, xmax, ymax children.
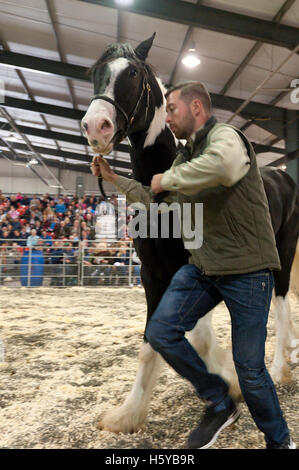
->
<box><xmin>82</xmin><ymin>58</ymin><xmax>130</xmax><ymax>155</ymax></box>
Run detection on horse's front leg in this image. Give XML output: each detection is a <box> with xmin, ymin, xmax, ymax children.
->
<box><xmin>270</xmin><ymin>293</ymin><xmax>299</xmax><ymax>383</ymax></box>
<box><xmin>98</xmin><ymin>341</ymin><xmax>163</xmax><ymax>433</ymax></box>
<box><xmin>188</xmin><ymin>311</ymin><xmax>242</xmax><ymax>401</ymax></box>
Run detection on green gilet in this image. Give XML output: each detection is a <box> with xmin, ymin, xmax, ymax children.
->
<box><xmin>174</xmin><ymin>118</ymin><xmax>281</xmax><ymax>275</ymax></box>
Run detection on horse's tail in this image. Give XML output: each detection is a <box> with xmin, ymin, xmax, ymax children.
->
<box><xmin>291</xmin><ymin>239</ymin><xmax>299</xmax><ymax>296</ymax></box>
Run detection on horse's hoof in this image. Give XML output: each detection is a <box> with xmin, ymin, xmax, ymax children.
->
<box><xmin>97</xmin><ymin>410</ymin><xmax>144</xmax><ymax>434</ymax></box>
<box><xmin>270</xmin><ymin>365</ymin><xmax>292</xmax><ymax>384</ymax></box>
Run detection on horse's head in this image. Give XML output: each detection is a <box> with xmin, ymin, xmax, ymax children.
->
<box><xmin>82</xmin><ymin>33</ymin><xmax>166</xmax><ymax>155</ymax></box>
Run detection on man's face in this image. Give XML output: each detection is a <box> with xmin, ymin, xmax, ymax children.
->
<box><xmin>166</xmin><ymin>90</ymin><xmax>195</xmax><ymax>140</ymax></box>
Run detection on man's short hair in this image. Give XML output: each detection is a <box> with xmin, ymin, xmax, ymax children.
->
<box><xmin>165</xmin><ymin>81</ymin><xmax>212</xmax><ymax>114</ymax></box>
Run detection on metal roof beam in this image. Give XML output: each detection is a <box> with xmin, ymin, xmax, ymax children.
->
<box><xmin>0</xmin><ymin>151</ymin><xmax>131</xmax><ymax>178</ymax></box>
<box><xmin>3</xmin><ymin>96</ymin><xmax>84</xmax><ymax>120</ymax></box>
<box><xmin>0</xmin><ymin>121</ymin><xmax>87</xmax><ymax>145</ymax></box>
<box><xmin>226</xmin><ymin>44</ymin><xmax>299</xmax><ymax>125</ymax></box>
<box><xmin>0</xmin><ymin>50</ymin><xmax>89</xmax><ymax>81</ymax></box>
<box><xmin>2</xmin><ymin>92</ymin><xmax>285</xmax><ymax>138</ymax></box>
<box><xmin>0</xmin><ymin>120</ymin><xmax>130</xmax><ymax>154</ymax></box>
<box><xmin>0</xmin><ymin>50</ymin><xmax>288</xmax><ymax>137</ymax></box>
<box><xmin>0</xmin><ymin>120</ymin><xmax>285</xmax><ymax>157</ymax></box>
<box><xmin>220</xmin><ymin>0</ymin><xmax>297</xmax><ymax>95</ymax></box>
<box><xmin>0</xmin><ymin>140</ymin><xmax>132</xmax><ymax>170</ymax></box>
<box><xmin>0</xmin><ymin>106</ymin><xmax>65</xmax><ymax>189</ymax></box>
<box><xmin>79</xmin><ymin>0</ymin><xmax>299</xmax><ymax>50</ymax></box>
<box><xmin>0</xmin><ymin>39</ymin><xmax>63</xmax><ymax>154</ymax></box>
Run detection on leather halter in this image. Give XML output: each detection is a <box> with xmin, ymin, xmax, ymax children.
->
<box><xmin>90</xmin><ymin>73</ymin><xmax>151</xmax><ymax>147</ymax></box>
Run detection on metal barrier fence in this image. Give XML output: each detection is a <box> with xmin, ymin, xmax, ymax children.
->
<box><xmin>0</xmin><ymin>239</ymin><xmax>142</xmax><ymax>288</ymax></box>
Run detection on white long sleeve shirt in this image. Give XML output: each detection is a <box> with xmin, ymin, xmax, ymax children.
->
<box><xmin>114</xmin><ymin>123</ymin><xmax>250</xmax><ymax>205</ymax></box>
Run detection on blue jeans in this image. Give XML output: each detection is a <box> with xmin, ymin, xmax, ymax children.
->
<box><xmin>146</xmin><ymin>264</ymin><xmax>289</xmax><ymax>446</ymax></box>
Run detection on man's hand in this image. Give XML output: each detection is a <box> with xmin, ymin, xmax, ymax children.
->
<box><xmin>151</xmin><ymin>174</ymin><xmax>165</xmax><ymax>193</ymax></box>
<box><xmin>91</xmin><ymin>155</ymin><xmax>118</xmax><ymax>184</ymax></box>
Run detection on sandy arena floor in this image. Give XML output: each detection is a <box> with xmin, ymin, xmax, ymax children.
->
<box><xmin>0</xmin><ymin>287</ymin><xmax>298</xmax><ymax>449</ymax></box>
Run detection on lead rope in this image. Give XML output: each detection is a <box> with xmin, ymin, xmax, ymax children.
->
<box><xmin>98</xmin><ymin>173</ymin><xmax>107</xmax><ymax>200</ymax></box>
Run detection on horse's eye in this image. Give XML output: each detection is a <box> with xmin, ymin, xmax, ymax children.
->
<box><xmin>129</xmin><ymin>68</ymin><xmax>138</xmax><ymax>78</ymax></box>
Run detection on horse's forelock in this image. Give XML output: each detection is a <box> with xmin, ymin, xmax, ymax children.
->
<box><xmin>88</xmin><ymin>42</ymin><xmax>156</xmax><ymax>79</ymax></box>
<box><xmin>88</xmin><ymin>43</ymin><xmax>138</xmax><ymax>76</ymax></box>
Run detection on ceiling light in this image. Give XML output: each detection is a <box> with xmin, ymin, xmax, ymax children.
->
<box><xmin>182</xmin><ymin>42</ymin><xmax>201</xmax><ymax>69</ymax></box>
<box><xmin>182</xmin><ymin>51</ymin><xmax>201</xmax><ymax>68</ymax></box>
<box><xmin>28</xmin><ymin>158</ymin><xmax>39</xmax><ymax>165</ymax></box>
<box><xmin>115</xmin><ymin>0</ymin><xmax>134</xmax><ymax>6</ymax></box>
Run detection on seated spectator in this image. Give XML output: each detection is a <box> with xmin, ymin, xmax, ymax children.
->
<box><xmin>0</xmin><ymin>208</ymin><xmax>6</xmax><ymax>222</ymax></box>
<box><xmin>0</xmin><ymin>229</ymin><xmax>11</xmax><ymax>244</ymax></box>
<box><xmin>43</xmin><ymin>204</ymin><xmax>55</xmax><ymax>220</ymax></box>
<box><xmin>55</xmin><ymin>198</ymin><xmax>66</xmax><ymax>215</ymax></box>
<box><xmin>85</xmin><ymin>212</ymin><xmax>95</xmax><ymax>229</ymax></box>
<box><xmin>30</xmin><ymin>208</ymin><xmax>42</xmax><ymax>224</ymax></box>
<box><xmin>19</xmin><ymin>226</ymin><xmax>29</xmax><ymax>241</ymax></box>
<box><xmin>21</xmin><ymin>194</ymin><xmax>31</xmax><ymax>206</ymax></box>
<box><xmin>9</xmin><ymin>195</ymin><xmax>19</xmax><ymax>209</ymax></box>
<box><xmin>86</xmin><ymin>194</ymin><xmax>98</xmax><ymax>210</ymax></box>
<box><xmin>11</xmin><ymin>217</ymin><xmax>22</xmax><ymax>232</ymax></box>
<box><xmin>81</xmin><ymin>229</ymin><xmax>90</xmax><ymax>241</ymax></box>
<box><xmin>6</xmin><ymin>224</ymin><xmax>15</xmax><ymax>239</ymax></box>
<box><xmin>49</xmin><ymin>215</ymin><xmax>59</xmax><ymax>233</ymax></box>
<box><xmin>40</xmin><ymin>193</ymin><xmax>52</xmax><ymax>211</ymax></box>
<box><xmin>34</xmin><ymin>220</ymin><xmax>42</xmax><ymax>236</ymax></box>
<box><xmin>68</xmin><ymin>234</ymin><xmax>79</xmax><ymax>244</ymax></box>
<box><xmin>26</xmin><ymin>229</ymin><xmax>39</xmax><ymax>247</ymax></box>
<box><xmin>0</xmin><ymin>190</ymin><xmax>6</xmax><ymax>203</ymax></box>
<box><xmin>54</xmin><ymin>220</ymin><xmax>71</xmax><ymax>239</ymax></box>
<box><xmin>80</xmin><ymin>220</ymin><xmax>95</xmax><ymax>240</ymax></box>
<box><xmin>41</xmin><ymin>214</ymin><xmax>51</xmax><ymax>231</ymax></box>
<box><xmin>76</xmin><ymin>198</ymin><xmax>87</xmax><ymax>214</ymax></box>
<box><xmin>23</xmin><ymin>223</ymin><xmax>32</xmax><ymax>235</ymax></box>
<box><xmin>70</xmin><ymin>219</ymin><xmax>81</xmax><ymax>238</ymax></box>
<box><xmin>13</xmin><ymin>229</ymin><xmax>26</xmax><ymax>246</ymax></box>
<box><xmin>8</xmin><ymin>206</ymin><xmax>19</xmax><ymax>219</ymax></box>
<box><xmin>64</xmin><ymin>216</ymin><xmax>73</xmax><ymax>231</ymax></box>
<box><xmin>30</xmin><ymin>194</ymin><xmax>41</xmax><ymax>211</ymax></box>
<box><xmin>40</xmin><ymin>230</ymin><xmax>53</xmax><ymax>246</ymax></box>
<box><xmin>85</xmin><ymin>206</ymin><xmax>95</xmax><ymax>217</ymax></box>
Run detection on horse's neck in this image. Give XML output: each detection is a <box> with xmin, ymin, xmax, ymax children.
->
<box><xmin>129</xmin><ymin>126</ymin><xmax>177</xmax><ymax>187</ymax></box>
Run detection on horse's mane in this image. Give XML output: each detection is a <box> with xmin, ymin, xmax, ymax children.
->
<box><xmin>87</xmin><ymin>42</ymin><xmax>156</xmax><ymax>78</ymax></box>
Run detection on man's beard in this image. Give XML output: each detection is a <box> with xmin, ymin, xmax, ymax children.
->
<box><xmin>175</xmin><ymin>111</ymin><xmax>195</xmax><ymax>140</ymax></box>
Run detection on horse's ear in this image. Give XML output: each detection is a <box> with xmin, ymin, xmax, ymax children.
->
<box><xmin>134</xmin><ymin>33</ymin><xmax>156</xmax><ymax>61</ymax></box>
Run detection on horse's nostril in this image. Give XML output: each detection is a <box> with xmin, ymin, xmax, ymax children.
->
<box><xmin>91</xmin><ymin>139</ymin><xmax>98</xmax><ymax>146</ymax></box>
<box><xmin>82</xmin><ymin>122</ymin><xmax>88</xmax><ymax>134</ymax></box>
<box><xmin>101</xmin><ymin>119</ymin><xmax>111</xmax><ymax>130</ymax></box>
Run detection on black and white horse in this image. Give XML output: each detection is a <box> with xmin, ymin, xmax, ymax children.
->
<box><xmin>82</xmin><ymin>35</ymin><xmax>299</xmax><ymax>433</ymax></box>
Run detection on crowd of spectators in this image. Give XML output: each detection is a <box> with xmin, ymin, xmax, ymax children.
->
<box><xmin>0</xmin><ymin>189</ymin><xmax>113</xmax><ymax>243</ymax></box>
<box><xmin>0</xmin><ymin>190</ymin><xmax>141</xmax><ymax>286</ymax></box>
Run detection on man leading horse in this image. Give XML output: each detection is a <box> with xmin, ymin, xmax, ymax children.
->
<box><xmin>90</xmin><ymin>81</ymin><xmax>295</xmax><ymax>450</ymax></box>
